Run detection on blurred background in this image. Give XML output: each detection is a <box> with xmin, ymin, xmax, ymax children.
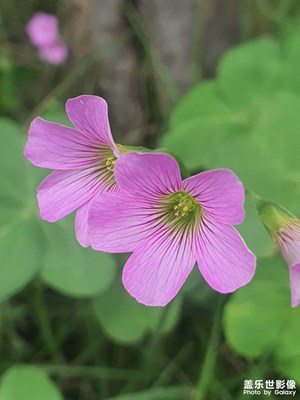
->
<box><xmin>1</xmin><ymin>0</ymin><xmax>300</xmax><ymax>399</ymax></box>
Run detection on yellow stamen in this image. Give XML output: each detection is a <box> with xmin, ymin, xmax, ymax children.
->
<box><xmin>106</xmin><ymin>157</ymin><xmax>116</xmax><ymax>172</ymax></box>
<box><xmin>172</xmin><ymin>192</ymin><xmax>198</xmax><ymax>218</ymax></box>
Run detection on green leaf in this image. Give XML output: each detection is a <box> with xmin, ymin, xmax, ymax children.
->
<box><xmin>146</xmin><ymin>296</ymin><xmax>182</xmax><ymax>335</ymax></box>
<box><xmin>217</xmin><ymin>38</ymin><xmax>282</xmax><ymax>110</ymax></box>
<box><xmin>0</xmin><ymin>117</ymin><xmax>46</xmax><ymax>209</ymax></box>
<box><xmin>279</xmin><ymin>26</ymin><xmax>300</xmax><ymax>96</ymax></box>
<box><xmin>93</xmin><ymin>283</ymin><xmax>150</xmax><ymax>344</ymax></box>
<box><xmin>275</xmin><ymin>306</ymin><xmax>300</xmax><ymax>359</ymax></box>
<box><xmin>0</xmin><ymin>69</ymin><xmax>19</xmax><ymax>112</ymax></box>
<box><xmin>251</xmin><ymin>92</ymin><xmax>300</xmax><ymax>175</ymax></box>
<box><xmin>0</xmin><ymin>60</ymin><xmax>36</xmax><ymax>113</ymax></box>
<box><xmin>0</xmin><ymin>118</ymin><xmax>28</xmax><ymax>202</ymax></box>
<box><xmin>41</xmin><ymin>218</ymin><xmax>117</xmax><ymax>298</ymax></box>
<box><xmin>183</xmin><ymin>268</ymin><xmax>215</xmax><ymax>304</ymax></box>
<box><xmin>0</xmin><ymin>118</ymin><xmax>45</xmax><ymax>300</ymax></box>
<box><xmin>275</xmin><ymin>356</ymin><xmax>300</xmax><ymax>385</ymax></box>
<box><xmin>236</xmin><ymin>198</ymin><xmax>274</xmax><ymax>258</ymax></box>
<box><xmin>224</xmin><ymin>256</ymin><xmax>300</xmax><ymax>382</ymax></box>
<box><xmin>0</xmin><ymin>365</ymin><xmax>63</xmax><ymax>400</ymax></box>
<box><xmin>161</xmin><ymin>120</ymin><xmax>242</xmax><ymax>171</ymax></box>
<box><xmin>93</xmin><ymin>280</ymin><xmax>181</xmax><ymax>344</ymax></box>
<box><xmin>205</xmin><ymin>133</ymin><xmax>293</xmax><ymax>255</ymax></box>
<box><xmin>224</xmin><ymin>282</ymin><xmax>288</xmax><ymax>358</ymax></box>
<box><xmin>224</xmin><ymin>256</ymin><xmax>289</xmax><ymax>358</ymax></box>
<box><xmin>169</xmin><ymin>81</ymin><xmax>230</xmax><ymax>128</ymax></box>
<box><xmin>209</xmin><ymin>132</ymin><xmax>300</xmax><ymax>216</ymax></box>
<box><xmin>160</xmin><ymin>81</ymin><xmax>248</xmax><ymax>171</ymax></box>
<box><xmin>0</xmin><ymin>218</ymin><xmax>42</xmax><ymax>302</ymax></box>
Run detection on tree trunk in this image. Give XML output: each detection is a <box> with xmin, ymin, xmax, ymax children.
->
<box><xmin>66</xmin><ymin>0</ymin><xmax>240</xmax><ymax>145</ymax></box>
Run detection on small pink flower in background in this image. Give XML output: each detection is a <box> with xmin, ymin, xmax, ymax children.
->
<box><xmin>38</xmin><ymin>41</ymin><xmax>68</xmax><ymax>65</ymax></box>
<box><xmin>89</xmin><ymin>153</ymin><xmax>256</xmax><ymax>306</ymax></box>
<box><xmin>26</xmin><ymin>11</ymin><xmax>68</xmax><ymax>65</ymax></box>
<box><xmin>26</xmin><ymin>12</ymin><xmax>59</xmax><ymax>47</ymax></box>
<box><xmin>256</xmin><ymin>200</ymin><xmax>300</xmax><ymax>307</ymax></box>
<box><xmin>24</xmin><ymin>95</ymin><xmax>120</xmax><ymax>247</ymax></box>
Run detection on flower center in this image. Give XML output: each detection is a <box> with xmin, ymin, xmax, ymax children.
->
<box><xmin>173</xmin><ymin>192</ymin><xmax>198</xmax><ymax>218</ymax></box>
<box><xmin>161</xmin><ymin>190</ymin><xmax>201</xmax><ymax>230</ymax></box>
<box><xmin>105</xmin><ymin>157</ymin><xmax>116</xmax><ymax>172</ymax></box>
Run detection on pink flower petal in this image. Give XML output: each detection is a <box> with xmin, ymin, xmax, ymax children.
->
<box><xmin>75</xmin><ymin>200</ymin><xmax>93</xmax><ymax>248</ymax></box>
<box><xmin>24</xmin><ymin>117</ymin><xmax>98</xmax><ymax>170</ymax></box>
<box><xmin>289</xmin><ymin>264</ymin><xmax>300</xmax><ymax>308</ymax></box>
<box><xmin>37</xmin><ymin>168</ymin><xmax>109</xmax><ymax>222</ymax></box>
<box><xmin>195</xmin><ymin>219</ymin><xmax>256</xmax><ymax>293</ymax></box>
<box><xmin>89</xmin><ymin>192</ymin><xmax>157</xmax><ymax>253</ymax></box>
<box><xmin>183</xmin><ymin>169</ymin><xmax>245</xmax><ymax>225</ymax></box>
<box><xmin>65</xmin><ymin>95</ymin><xmax>116</xmax><ymax>148</ymax></box>
<box><xmin>115</xmin><ymin>152</ymin><xmax>181</xmax><ymax>198</ymax></box>
<box><xmin>122</xmin><ymin>230</ymin><xmax>196</xmax><ymax>306</ymax></box>
<box><xmin>276</xmin><ymin>221</ymin><xmax>300</xmax><ymax>268</ymax></box>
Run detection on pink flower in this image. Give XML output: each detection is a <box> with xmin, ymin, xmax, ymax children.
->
<box><xmin>24</xmin><ymin>95</ymin><xmax>120</xmax><ymax>247</ymax></box>
<box><xmin>26</xmin><ymin>12</ymin><xmax>68</xmax><ymax>65</ymax></box>
<box><xmin>256</xmin><ymin>200</ymin><xmax>300</xmax><ymax>307</ymax></box>
<box><xmin>38</xmin><ymin>42</ymin><xmax>68</xmax><ymax>65</ymax></box>
<box><xmin>26</xmin><ymin>12</ymin><xmax>60</xmax><ymax>48</ymax></box>
<box><xmin>88</xmin><ymin>153</ymin><xmax>256</xmax><ymax>306</ymax></box>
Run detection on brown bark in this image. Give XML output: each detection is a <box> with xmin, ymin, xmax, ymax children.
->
<box><xmin>65</xmin><ymin>0</ymin><xmax>240</xmax><ymax>144</ymax></box>
<box><xmin>66</xmin><ymin>0</ymin><xmax>145</xmax><ymax>142</ymax></box>
<box><xmin>138</xmin><ymin>0</ymin><xmax>200</xmax><ymax>94</ymax></box>
<box><xmin>65</xmin><ymin>0</ymin><xmax>93</xmax><ymax>60</ymax></box>
<box><xmin>201</xmin><ymin>0</ymin><xmax>240</xmax><ymax>77</ymax></box>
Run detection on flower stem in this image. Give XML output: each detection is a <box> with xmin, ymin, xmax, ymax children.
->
<box><xmin>245</xmin><ymin>189</ymin><xmax>262</xmax><ymax>206</ymax></box>
<box><xmin>1</xmin><ymin>363</ymin><xmax>140</xmax><ymax>380</ymax></box>
<box><xmin>33</xmin><ymin>281</ymin><xmax>57</xmax><ymax>358</ymax></box>
<box><xmin>195</xmin><ymin>296</ymin><xmax>225</xmax><ymax>400</ymax></box>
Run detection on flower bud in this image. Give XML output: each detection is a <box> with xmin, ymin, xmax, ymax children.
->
<box><xmin>253</xmin><ymin>195</ymin><xmax>300</xmax><ymax>307</ymax></box>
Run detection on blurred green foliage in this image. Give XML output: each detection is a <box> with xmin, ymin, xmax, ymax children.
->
<box><xmin>0</xmin><ymin>365</ymin><xmax>63</xmax><ymax>400</ymax></box>
<box><xmin>224</xmin><ymin>256</ymin><xmax>300</xmax><ymax>382</ymax></box>
<box><xmin>1</xmin><ymin>1</ymin><xmax>300</xmax><ymax>399</ymax></box>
